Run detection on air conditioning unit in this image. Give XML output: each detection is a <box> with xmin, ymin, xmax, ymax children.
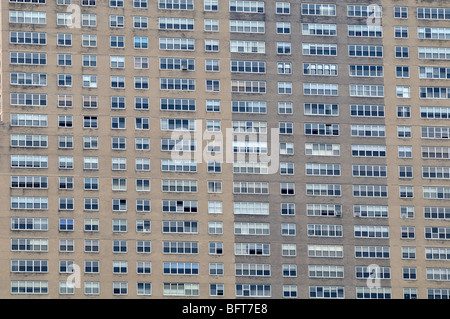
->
<box><xmin>335</xmin><ymin>211</ymin><xmax>342</xmax><ymax>217</ymax></box>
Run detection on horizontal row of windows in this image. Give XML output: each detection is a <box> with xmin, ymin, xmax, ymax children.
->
<box><xmin>10</xmin><ymin>144</ymin><xmax>450</xmax><ymax>161</ymax></box>
<box><xmin>9</xmin><ymin>186</ymin><xmax>450</xmax><ymax>212</ymax></box>
<box><xmin>11</xmin><ymin>58</ymin><xmax>450</xmax><ymax>85</ymax></box>
<box><xmin>6</xmin><ymin>280</ymin><xmax>404</xmax><ymax>299</ymax></box>
<box><xmin>8</xmin><ymin>241</ymin><xmax>450</xmax><ymax>262</ymax></box>
<box><xmin>9</xmin><ymin>262</ymin><xmax>450</xmax><ymax>285</ymax></box>
<box><xmin>9</xmin><ymin>229</ymin><xmax>450</xmax><ymax>257</ymax></box>
<box><xmin>7</xmin><ymin>192</ymin><xmax>450</xmax><ymax>219</ymax></box>
<box><xmin>9</xmin><ymin>32</ymin><xmax>449</xmax><ymax>62</ymax></box>
<box><xmin>10</xmin><ymin>164</ymin><xmax>450</xmax><ymax>188</ymax></box>
<box><xmin>10</xmin><ymin>1</ymin><xmax>450</xmax><ymax>21</ymax></box>
<box><xmin>10</xmin><ymin>98</ymin><xmax>388</xmax><ymax>119</ymax></box>
<box><xmin>11</xmin><ymin>280</ymin><xmax>449</xmax><ymax>299</ymax></box>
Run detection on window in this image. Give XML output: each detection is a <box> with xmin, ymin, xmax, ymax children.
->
<box><xmin>58</xmin><ymin>156</ymin><xmax>73</xmax><ymax>169</ymax></box>
<box><xmin>351</xmin><ymin>105</ymin><xmax>384</xmax><ymax>117</ymax></box>
<box><xmin>134</xmin><ymin>37</ymin><xmax>148</xmax><ymax>49</ymax></box>
<box><xmin>352</xmin><ymin>145</ymin><xmax>386</xmax><ymax>157</ymax></box>
<box><xmin>278</xmin><ymin>62</ymin><xmax>291</xmax><ymax>74</ymax></box>
<box><xmin>418</xmin><ymin>7</ymin><xmax>450</xmax><ymax>20</ymax></box>
<box><xmin>308</xmin><ymin>204</ymin><xmax>342</xmax><ymax>217</ymax></box>
<box><xmin>58</xmin><ymin>136</ymin><xmax>73</xmax><ymax>149</ymax></box>
<box><xmin>396</xmin><ymin>66</ymin><xmax>410</xmax><ymax>78</ymax></box>
<box><xmin>351</xmin><ymin>125</ymin><xmax>385</xmax><ymax>137</ymax></box>
<box><xmin>83</xmin><ymin>136</ymin><xmax>98</xmax><ymax>149</ymax></box>
<box><xmin>161</xmin><ymin>78</ymin><xmax>195</xmax><ymax>91</ymax></box>
<box><xmin>302</xmin><ymin>3</ymin><xmax>336</xmax><ymax>16</ymax></box>
<box><xmin>353</xmin><ymin>185</ymin><xmax>388</xmax><ymax>197</ymax></box>
<box><xmin>82</xmin><ymin>14</ymin><xmax>97</xmax><ymax>27</ymax></box>
<box><xmin>306</xmin><ymin>123</ymin><xmax>339</xmax><ymax>136</ymax></box>
<box><xmin>304</xmin><ymin>83</ymin><xmax>338</xmax><ymax>96</ymax></box>
<box><xmin>278</xmin><ymin>82</ymin><xmax>292</xmax><ymax>94</ymax></box>
<box><xmin>396</xmin><ymin>86</ymin><xmax>410</xmax><ymax>98</ymax></box>
<box><xmin>84</xmin><ymin>198</ymin><xmax>99</xmax><ymax>211</ymax></box>
<box><xmin>135</xmin><ymin>97</ymin><xmax>149</xmax><ymax>110</ymax></box>
<box><xmin>303</xmin><ymin>23</ymin><xmax>336</xmax><ymax>36</ymax></box>
<box><xmin>419</xmin><ymin>47</ymin><xmax>450</xmax><ymax>60</ymax></box>
<box><xmin>205</xmin><ymin>19</ymin><xmax>219</xmax><ymax>32</ymax></box>
<box><xmin>304</xmin><ymin>63</ymin><xmax>338</xmax><ymax>76</ymax></box>
<box><xmin>134</xmin><ymin>77</ymin><xmax>149</xmax><ymax>89</ymax></box>
<box><xmin>395</xmin><ymin>26</ymin><xmax>408</xmax><ymax>38</ymax></box>
<box><xmin>82</xmin><ymin>34</ymin><xmax>97</xmax><ymax>47</ymax></box>
<box><xmin>206</xmin><ymin>79</ymin><xmax>220</xmax><ymax>92</ymax></box>
<box><xmin>113</xmin><ymin>282</ymin><xmax>128</xmax><ymax>295</ymax></box>
<box><xmin>398</xmin><ymin>126</ymin><xmax>412</xmax><ymax>138</ymax></box>
<box><xmin>83</xmin><ymin>116</ymin><xmax>98</xmax><ymax>128</ymax></box>
<box><xmin>134</xmin><ymin>0</ymin><xmax>148</xmax><ymax>8</ymax></box>
<box><xmin>348</xmin><ymin>25</ymin><xmax>382</xmax><ymax>37</ymax></box>
<box><xmin>11</xmin><ymin>52</ymin><xmax>47</xmax><ymax>66</ymax></box>
<box><xmin>399</xmin><ymin>146</ymin><xmax>412</xmax><ymax>158</ymax></box>
<box><xmin>59</xmin><ymin>177</ymin><xmax>74</xmax><ymax>190</ymax></box>
<box><xmin>160</xmin><ymin>58</ymin><xmax>194</xmax><ymax>71</ymax></box>
<box><xmin>305</xmin><ymin>143</ymin><xmax>340</xmax><ymax>156</ymax></box>
<box><xmin>230</xmin><ymin>1</ymin><xmax>264</xmax><ymax>13</ymax></box>
<box><xmin>110</xmin><ymin>35</ymin><xmax>124</xmax><ymax>48</ymax></box>
<box><xmin>418</xmin><ymin>27</ymin><xmax>450</xmax><ymax>40</ymax></box>
<box><xmin>111</xmin><ymin>137</ymin><xmax>126</xmax><ymax>150</ymax></box>
<box><xmin>110</xmin><ymin>56</ymin><xmax>125</xmax><ymax>69</ymax></box>
<box><xmin>397</xmin><ymin>106</ymin><xmax>411</xmax><ymax>118</ymax></box>
<box><xmin>134</xmin><ymin>16</ymin><xmax>148</xmax><ymax>29</ymax></box>
<box><xmin>353</xmin><ymin>205</ymin><xmax>388</xmax><ymax>218</ymax></box>
<box><xmin>111</xmin><ymin>76</ymin><xmax>125</xmax><ymax>88</ymax></box>
<box><xmin>205</xmin><ymin>39</ymin><xmax>219</xmax><ymax>52</ymax></box>
<box><xmin>419</xmin><ymin>67</ymin><xmax>450</xmax><ymax>79</ymax></box>
<box><xmin>280</xmin><ymin>142</ymin><xmax>294</xmax><ymax>155</ymax></box>
<box><xmin>420</xmin><ymin>87</ymin><xmax>450</xmax><ymax>99</ymax></box>
<box><xmin>399</xmin><ymin>166</ymin><xmax>413</xmax><ymax>178</ymax></box>
<box><xmin>395</xmin><ymin>47</ymin><xmax>409</xmax><ymax>59</ymax></box>
<box><xmin>59</xmin><ymin>197</ymin><xmax>74</xmax><ymax>210</ymax></box>
<box><xmin>158</xmin><ymin>0</ymin><xmax>194</xmax><ymax>10</ymax></box>
<box><xmin>305</xmin><ymin>103</ymin><xmax>339</xmax><ymax>116</ymax></box>
<box><xmin>350</xmin><ymin>65</ymin><xmax>383</xmax><ymax>77</ymax></box>
<box><xmin>231</xmin><ymin>80</ymin><xmax>266</xmax><ymax>93</ymax></box>
<box><xmin>307</xmin><ymin>163</ymin><xmax>340</xmax><ymax>176</ymax></box>
<box><xmin>230</xmin><ymin>40</ymin><xmax>265</xmax><ymax>54</ymax></box>
<box><xmin>160</xmin><ymin>38</ymin><xmax>195</xmax><ymax>51</ymax></box>
<box><xmin>349</xmin><ymin>45</ymin><xmax>383</xmax><ymax>57</ymax></box>
<box><xmin>11</xmin><ymin>93</ymin><xmax>47</xmax><ymax>107</ymax></box>
<box><xmin>347</xmin><ymin>5</ymin><xmax>382</xmax><ymax>18</ymax></box>
<box><xmin>11</xmin><ymin>114</ymin><xmax>48</xmax><ymax>128</ymax></box>
<box><xmin>206</xmin><ymin>100</ymin><xmax>220</xmax><ymax>112</ymax></box>
<box><xmin>11</xmin><ymin>73</ymin><xmax>47</xmax><ymax>86</ymax></box>
<box><xmin>401</xmin><ymin>206</ymin><xmax>415</xmax><ymax>219</ymax></box>
<box><xmin>399</xmin><ymin>186</ymin><xmax>414</xmax><ymax>198</ymax></box>
<box><xmin>10</xmin><ymin>11</ymin><xmax>46</xmax><ymax>24</ymax></box>
<box><xmin>354</xmin><ymin>226</ymin><xmax>389</xmax><ymax>239</ymax></box>
<box><xmin>277</xmin><ymin>42</ymin><xmax>291</xmax><ymax>55</ymax></box>
<box><xmin>84</xmin><ymin>157</ymin><xmax>98</xmax><ymax>170</ymax></box>
<box><xmin>79</xmin><ymin>96</ymin><xmax>96</xmax><ymax>109</ymax></box>
<box><xmin>82</xmin><ymin>75</ymin><xmax>97</xmax><ymax>88</ymax></box>
<box><xmin>276</xmin><ymin>2</ymin><xmax>290</xmax><ymax>14</ymax></box>
<box><xmin>277</xmin><ymin>22</ymin><xmax>291</xmax><ymax>34</ymax></box>
<box><xmin>208</xmin><ymin>181</ymin><xmax>222</xmax><ymax>193</ymax></box>
<box><xmin>204</xmin><ymin>0</ymin><xmax>218</xmax><ymax>11</ymax></box>
<box><xmin>306</xmin><ymin>184</ymin><xmax>341</xmax><ymax>197</ymax></box>
<box><xmin>110</xmin><ymin>15</ymin><xmax>124</xmax><ymax>28</ymax></box>
<box><xmin>394</xmin><ymin>6</ymin><xmax>408</xmax><ymax>18</ymax></box>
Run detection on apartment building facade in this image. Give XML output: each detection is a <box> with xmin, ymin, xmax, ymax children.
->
<box><xmin>0</xmin><ymin>0</ymin><xmax>449</xmax><ymax>299</ymax></box>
